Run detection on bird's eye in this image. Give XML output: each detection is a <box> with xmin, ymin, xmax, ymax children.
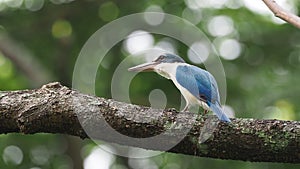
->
<box><xmin>155</xmin><ymin>55</ymin><xmax>164</xmax><ymax>62</ymax></box>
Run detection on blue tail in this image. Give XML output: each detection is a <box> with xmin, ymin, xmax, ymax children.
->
<box><xmin>209</xmin><ymin>102</ymin><xmax>231</xmax><ymax>122</ymax></box>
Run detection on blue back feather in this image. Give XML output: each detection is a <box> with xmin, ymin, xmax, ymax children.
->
<box><xmin>175</xmin><ymin>65</ymin><xmax>219</xmax><ymax>104</ymax></box>
<box><xmin>175</xmin><ymin>65</ymin><xmax>231</xmax><ymax>122</ymax></box>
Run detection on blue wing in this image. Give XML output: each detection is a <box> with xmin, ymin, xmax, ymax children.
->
<box><xmin>176</xmin><ymin>65</ymin><xmax>231</xmax><ymax>122</ymax></box>
<box><xmin>175</xmin><ymin>65</ymin><xmax>220</xmax><ymax>104</ymax></box>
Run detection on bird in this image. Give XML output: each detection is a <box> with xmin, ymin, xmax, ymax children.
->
<box><xmin>128</xmin><ymin>53</ymin><xmax>231</xmax><ymax>122</ymax></box>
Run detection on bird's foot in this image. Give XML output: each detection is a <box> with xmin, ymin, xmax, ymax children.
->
<box><xmin>203</xmin><ymin>109</ymin><xmax>209</xmax><ymax>115</ymax></box>
<box><xmin>182</xmin><ymin>105</ymin><xmax>189</xmax><ymax>112</ymax></box>
<box><xmin>199</xmin><ymin>109</ymin><xmax>210</xmax><ymax>120</ymax></box>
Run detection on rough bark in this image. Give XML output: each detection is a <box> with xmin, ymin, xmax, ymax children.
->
<box><xmin>0</xmin><ymin>82</ymin><xmax>299</xmax><ymax>163</ymax></box>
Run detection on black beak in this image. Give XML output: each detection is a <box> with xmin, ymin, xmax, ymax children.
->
<box><xmin>128</xmin><ymin>62</ymin><xmax>159</xmax><ymax>72</ymax></box>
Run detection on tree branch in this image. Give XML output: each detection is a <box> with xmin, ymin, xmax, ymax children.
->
<box><xmin>0</xmin><ymin>82</ymin><xmax>299</xmax><ymax>163</ymax></box>
<box><xmin>262</xmin><ymin>0</ymin><xmax>300</xmax><ymax>29</ymax></box>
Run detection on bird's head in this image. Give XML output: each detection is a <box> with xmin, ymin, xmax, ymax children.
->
<box><xmin>128</xmin><ymin>53</ymin><xmax>185</xmax><ymax>72</ymax></box>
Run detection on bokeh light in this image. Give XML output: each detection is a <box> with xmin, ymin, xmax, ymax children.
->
<box><xmin>30</xmin><ymin>146</ymin><xmax>50</xmax><ymax>165</ymax></box>
<box><xmin>218</xmin><ymin>38</ymin><xmax>241</xmax><ymax>60</ymax></box>
<box><xmin>225</xmin><ymin>0</ymin><xmax>243</xmax><ymax>9</ymax></box>
<box><xmin>262</xmin><ymin>103</ymin><xmax>295</xmax><ymax>120</ymax></box>
<box><xmin>187</xmin><ymin>41</ymin><xmax>210</xmax><ymax>64</ymax></box>
<box><xmin>83</xmin><ymin>146</ymin><xmax>115</xmax><ymax>169</ymax></box>
<box><xmin>162</xmin><ymin>163</ymin><xmax>181</xmax><ymax>169</ymax></box>
<box><xmin>30</xmin><ymin>167</ymin><xmax>42</xmax><ymax>169</ymax></box>
<box><xmin>207</xmin><ymin>15</ymin><xmax>234</xmax><ymax>37</ymax></box>
<box><xmin>4</xmin><ymin>0</ymin><xmax>23</xmax><ymax>8</ymax></box>
<box><xmin>144</xmin><ymin>5</ymin><xmax>165</xmax><ymax>26</ymax></box>
<box><xmin>154</xmin><ymin>38</ymin><xmax>177</xmax><ymax>54</ymax></box>
<box><xmin>2</xmin><ymin>145</ymin><xmax>23</xmax><ymax>165</ymax></box>
<box><xmin>98</xmin><ymin>1</ymin><xmax>119</xmax><ymax>22</ymax></box>
<box><xmin>51</xmin><ymin>19</ymin><xmax>73</xmax><ymax>38</ymax></box>
<box><xmin>24</xmin><ymin>0</ymin><xmax>44</xmax><ymax>11</ymax></box>
<box><xmin>128</xmin><ymin>158</ymin><xmax>158</xmax><ymax>169</ymax></box>
<box><xmin>242</xmin><ymin>0</ymin><xmax>271</xmax><ymax>15</ymax></box>
<box><xmin>184</xmin><ymin>0</ymin><xmax>228</xmax><ymax>10</ymax></box>
<box><xmin>182</xmin><ymin>8</ymin><xmax>202</xmax><ymax>25</ymax></box>
<box><xmin>50</xmin><ymin>0</ymin><xmax>74</xmax><ymax>4</ymax></box>
<box><xmin>149</xmin><ymin>89</ymin><xmax>167</xmax><ymax>109</ymax></box>
<box><xmin>124</xmin><ymin>30</ymin><xmax>154</xmax><ymax>54</ymax></box>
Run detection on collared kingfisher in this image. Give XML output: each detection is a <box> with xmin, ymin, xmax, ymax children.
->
<box><xmin>128</xmin><ymin>53</ymin><xmax>231</xmax><ymax>122</ymax></box>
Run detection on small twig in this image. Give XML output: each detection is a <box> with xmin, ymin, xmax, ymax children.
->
<box><xmin>262</xmin><ymin>0</ymin><xmax>300</xmax><ymax>29</ymax></box>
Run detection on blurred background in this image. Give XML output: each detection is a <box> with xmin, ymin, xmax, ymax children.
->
<box><xmin>1</xmin><ymin>0</ymin><xmax>300</xmax><ymax>168</ymax></box>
